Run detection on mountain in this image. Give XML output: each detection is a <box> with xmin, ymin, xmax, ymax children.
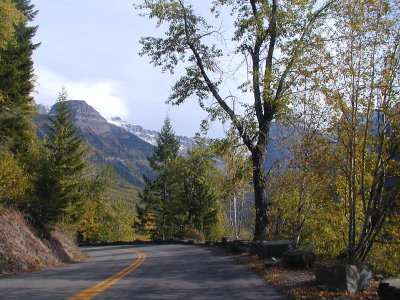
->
<box><xmin>35</xmin><ymin>100</ymin><xmax>291</xmax><ymax>188</ymax></box>
<box><xmin>36</xmin><ymin>100</ymin><xmax>155</xmax><ymax>187</ymax></box>
<box><xmin>35</xmin><ymin>104</ymin><xmax>51</xmax><ymax>115</ymax></box>
<box><xmin>106</xmin><ymin>116</ymin><xmax>196</xmax><ymax>153</ymax></box>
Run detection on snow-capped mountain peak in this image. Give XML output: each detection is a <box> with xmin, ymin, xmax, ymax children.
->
<box><xmin>105</xmin><ymin>116</ymin><xmax>196</xmax><ymax>152</ymax></box>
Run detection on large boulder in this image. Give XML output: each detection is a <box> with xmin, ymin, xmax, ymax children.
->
<box><xmin>250</xmin><ymin>240</ymin><xmax>293</xmax><ymax>258</ymax></box>
<box><xmin>282</xmin><ymin>249</ymin><xmax>316</xmax><ymax>268</ymax></box>
<box><xmin>221</xmin><ymin>236</ymin><xmax>234</xmax><ymax>247</ymax></box>
<box><xmin>315</xmin><ymin>262</ymin><xmax>373</xmax><ymax>294</ymax></box>
<box><xmin>378</xmin><ymin>279</ymin><xmax>400</xmax><ymax>300</ymax></box>
<box><xmin>229</xmin><ymin>240</ymin><xmax>252</xmax><ymax>254</ymax></box>
<box><xmin>315</xmin><ymin>263</ymin><xmax>360</xmax><ymax>294</ymax></box>
<box><xmin>356</xmin><ymin>262</ymin><xmax>373</xmax><ymax>291</ymax></box>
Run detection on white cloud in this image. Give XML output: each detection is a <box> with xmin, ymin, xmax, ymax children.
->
<box><xmin>33</xmin><ymin>65</ymin><xmax>130</xmax><ymax>118</ymax></box>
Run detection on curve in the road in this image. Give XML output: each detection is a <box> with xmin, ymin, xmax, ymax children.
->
<box><xmin>68</xmin><ymin>249</ymin><xmax>146</xmax><ymax>300</ymax></box>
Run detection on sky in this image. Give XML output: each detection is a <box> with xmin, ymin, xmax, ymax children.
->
<box><xmin>31</xmin><ymin>0</ymin><xmax>226</xmax><ymax>138</ymax></box>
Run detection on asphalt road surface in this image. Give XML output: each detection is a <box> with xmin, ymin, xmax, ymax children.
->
<box><xmin>0</xmin><ymin>244</ymin><xmax>288</xmax><ymax>299</ymax></box>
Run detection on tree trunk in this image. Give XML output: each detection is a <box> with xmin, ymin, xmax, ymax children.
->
<box><xmin>252</xmin><ymin>139</ymin><xmax>269</xmax><ymax>241</ymax></box>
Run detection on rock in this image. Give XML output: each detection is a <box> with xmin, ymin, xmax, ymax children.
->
<box><xmin>315</xmin><ymin>263</ymin><xmax>360</xmax><ymax>294</ymax></box>
<box><xmin>228</xmin><ymin>240</ymin><xmax>251</xmax><ymax>254</ymax></box>
<box><xmin>205</xmin><ymin>241</ymin><xmax>214</xmax><ymax>247</ymax></box>
<box><xmin>282</xmin><ymin>249</ymin><xmax>316</xmax><ymax>268</ymax></box>
<box><xmin>378</xmin><ymin>279</ymin><xmax>400</xmax><ymax>300</ymax></box>
<box><xmin>317</xmin><ymin>284</ymin><xmax>328</xmax><ymax>291</ymax></box>
<box><xmin>250</xmin><ymin>240</ymin><xmax>293</xmax><ymax>258</ymax></box>
<box><xmin>221</xmin><ymin>236</ymin><xmax>233</xmax><ymax>246</ymax></box>
<box><xmin>264</xmin><ymin>257</ymin><xmax>280</xmax><ymax>268</ymax></box>
<box><xmin>375</xmin><ymin>274</ymin><xmax>385</xmax><ymax>281</ymax></box>
<box><xmin>356</xmin><ymin>262</ymin><xmax>373</xmax><ymax>291</ymax></box>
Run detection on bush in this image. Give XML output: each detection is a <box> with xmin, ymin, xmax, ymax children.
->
<box><xmin>0</xmin><ymin>151</ymin><xmax>28</xmax><ymax>205</ymax></box>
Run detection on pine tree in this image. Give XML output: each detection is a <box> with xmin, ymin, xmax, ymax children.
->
<box><xmin>148</xmin><ymin>116</ymin><xmax>180</xmax><ymax>171</ymax></box>
<box><xmin>37</xmin><ymin>89</ymin><xmax>87</xmax><ymax>224</ymax></box>
<box><xmin>0</xmin><ymin>0</ymin><xmax>39</xmax><ymax>154</ymax></box>
<box><xmin>138</xmin><ymin>117</ymin><xmax>180</xmax><ymax>239</ymax></box>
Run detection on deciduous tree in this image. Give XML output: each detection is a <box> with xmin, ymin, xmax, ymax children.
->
<box><xmin>136</xmin><ymin>0</ymin><xmax>336</xmax><ymax>239</ymax></box>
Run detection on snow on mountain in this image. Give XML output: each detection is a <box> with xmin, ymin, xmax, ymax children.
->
<box><xmin>36</xmin><ymin>104</ymin><xmax>51</xmax><ymax>115</ymax></box>
<box><xmin>105</xmin><ymin>116</ymin><xmax>196</xmax><ymax>152</ymax></box>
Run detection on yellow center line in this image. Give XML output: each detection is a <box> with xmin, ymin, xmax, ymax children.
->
<box><xmin>68</xmin><ymin>249</ymin><xmax>146</xmax><ymax>300</ymax></box>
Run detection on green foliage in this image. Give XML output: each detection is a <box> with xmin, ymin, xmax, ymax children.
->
<box><xmin>138</xmin><ymin>119</ymin><xmax>223</xmax><ymax>240</ymax></box>
<box><xmin>148</xmin><ymin>116</ymin><xmax>180</xmax><ymax>171</ymax></box>
<box><xmin>0</xmin><ymin>0</ymin><xmax>26</xmax><ymax>54</ymax></box>
<box><xmin>77</xmin><ymin>198</ymin><xmax>136</xmax><ymax>243</ymax></box>
<box><xmin>137</xmin><ymin>117</ymin><xmax>181</xmax><ymax>238</ymax></box>
<box><xmin>212</xmin><ymin>127</ymin><xmax>253</xmax><ymax>239</ymax></box>
<box><xmin>0</xmin><ymin>0</ymin><xmax>39</xmax><ymax>155</ymax></box>
<box><xmin>34</xmin><ymin>89</ymin><xmax>88</xmax><ymax>225</ymax></box>
<box><xmin>137</xmin><ymin>0</ymin><xmax>337</xmax><ymax>240</ymax></box>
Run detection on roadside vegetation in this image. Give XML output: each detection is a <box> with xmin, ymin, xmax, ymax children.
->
<box><xmin>0</xmin><ymin>0</ymin><xmax>399</xmax><ymax>282</ymax></box>
<box><xmin>0</xmin><ymin>0</ymin><xmax>137</xmax><ymax>250</ymax></box>
<box><xmin>136</xmin><ymin>0</ymin><xmax>400</xmax><ymax>276</ymax></box>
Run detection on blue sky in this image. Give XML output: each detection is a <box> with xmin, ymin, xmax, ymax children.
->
<box><xmin>31</xmin><ymin>0</ymin><xmax>225</xmax><ymax>137</ymax></box>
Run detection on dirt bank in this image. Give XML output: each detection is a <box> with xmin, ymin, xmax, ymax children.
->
<box><xmin>0</xmin><ymin>205</ymin><xmax>85</xmax><ymax>276</ymax></box>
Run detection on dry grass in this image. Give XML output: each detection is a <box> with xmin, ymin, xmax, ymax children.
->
<box><xmin>0</xmin><ymin>204</ymin><xmax>85</xmax><ymax>276</ymax></box>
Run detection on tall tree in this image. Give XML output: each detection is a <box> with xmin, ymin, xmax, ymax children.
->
<box><xmin>138</xmin><ymin>116</ymin><xmax>180</xmax><ymax>239</ymax></box>
<box><xmin>0</xmin><ymin>0</ymin><xmax>39</xmax><ymax>154</ymax></box>
<box><xmin>0</xmin><ymin>0</ymin><xmax>25</xmax><ymax>55</ymax></box>
<box><xmin>136</xmin><ymin>0</ymin><xmax>336</xmax><ymax>240</ymax></box>
<box><xmin>168</xmin><ymin>137</ymin><xmax>222</xmax><ymax>240</ymax></box>
<box><xmin>325</xmin><ymin>0</ymin><xmax>400</xmax><ymax>261</ymax></box>
<box><xmin>36</xmin><ymin>89</ymin><xmax>87</xmax><ymax>225</ymax></box>
<box><xmin>213</xmin><ymin>127</ymin><xmax>253</xmax><ymax>239</ymax></box>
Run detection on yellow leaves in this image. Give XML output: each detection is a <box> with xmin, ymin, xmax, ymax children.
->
<box><xmin>0</xmin><ymin>0</ymin><xmax>26</xmax><ymax>53</ymax></box>
<box><xmin>0</xmin><ymin>152</ymin><xmax>29</xmax><ymax>204</ymax></box>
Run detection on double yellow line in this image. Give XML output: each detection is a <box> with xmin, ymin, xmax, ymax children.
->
<box><xmin>68</xmin><ymin>249</ymin><xmax>146</xmax><ymax>300</ymax></box>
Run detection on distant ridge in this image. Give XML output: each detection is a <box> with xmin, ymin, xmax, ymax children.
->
<box><xmin>106</xmin><ymin>116</ymin><xmax>196</xmax><ymax>153</ymax></box>
<box><xmin>36</xmin><ymin>100</ymin><xmax>155</xmax><ymax>187</ymax></box>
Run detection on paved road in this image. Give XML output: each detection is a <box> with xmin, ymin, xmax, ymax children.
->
<box><xmin>0</xmin><ymin>244</ymin><xmax>288</xmax><ymax>299</ymax></box>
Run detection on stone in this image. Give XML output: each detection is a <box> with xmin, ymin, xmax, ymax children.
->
<box><xmin>282</xmin><ymin>249</ymin><xmax>316</xmax><ymax>268</ymax></box>
<box><xmin>378</xmin><ymin>279</ymin><xmax>400</xmax><ymax>300</ymax></box>
<box><xmin>264</xmin><ymin>257</ymin><xmax>280</xmax><ymax>268</ymax></box>
<box><xmin>221</xmin><ymin>236</ymin><xmax>233</xmax><ymax>244</ymax></box>
<box><xmin>228</xmin><ymin>240</ymin><xmax>251</xmax><ymax>254</ymax></box>
<box><xmin>315</xmin><ymin>263</ymin><xmax>360</xmax><ymax>294</ymax></box>
<box><xmin>375</xmin><ymin>274</ymin><xmax>385</xmax><ymax>281</ymax></box>
<box><xmin>205</xmin><ymin>241</ymin><xmax>214</xmax><ymax>247</ymax></box>
<box><xmin>250</xmin><ymin>240</ymin><xmax>293</xmax><ymax>258</ymax></box>
<box><xmin>356</xmin><ymin>262</ymin><xmax>373</xmax><ymax>291</ymax></box>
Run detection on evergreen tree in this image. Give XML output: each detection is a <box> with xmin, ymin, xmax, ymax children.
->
<box><xmin>148</xmin><ymin>116</ymin><xmax>180</xmax><ymax>171</ymax></box>
<box><xmin>138</xmin><ymin>117</ymin><xmax>180</xmax><ymax>239</ymax></box>
<box><xmin>36</xmin><ymin>89</ymin><xmax>87</xmax><ymax>224</ymax></box>
<box><xmin>0</xmin><ymin>0</ymin><xmax>39</xmax><ymax>154</ymax></box>
<box><xmin>171</xmin><ymin>138</ymin><xmax>221</xmax><ymax>240</ymax></box>
<box><xmin>0</xmin><ymin>0</ymin><xmax>25</xmax><ymax>55</ymax></box>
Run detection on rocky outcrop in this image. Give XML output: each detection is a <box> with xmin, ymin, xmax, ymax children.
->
<box><xmin>50</xmin><ymin>100</ymin><xmax>112</xmax><ymax>135</ymax></box>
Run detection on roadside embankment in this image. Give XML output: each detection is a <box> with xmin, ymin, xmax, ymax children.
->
<box><xmin>0</xmin><ymin>205</ymin><xmax>85</xmax><ymax>276</ymax></box>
